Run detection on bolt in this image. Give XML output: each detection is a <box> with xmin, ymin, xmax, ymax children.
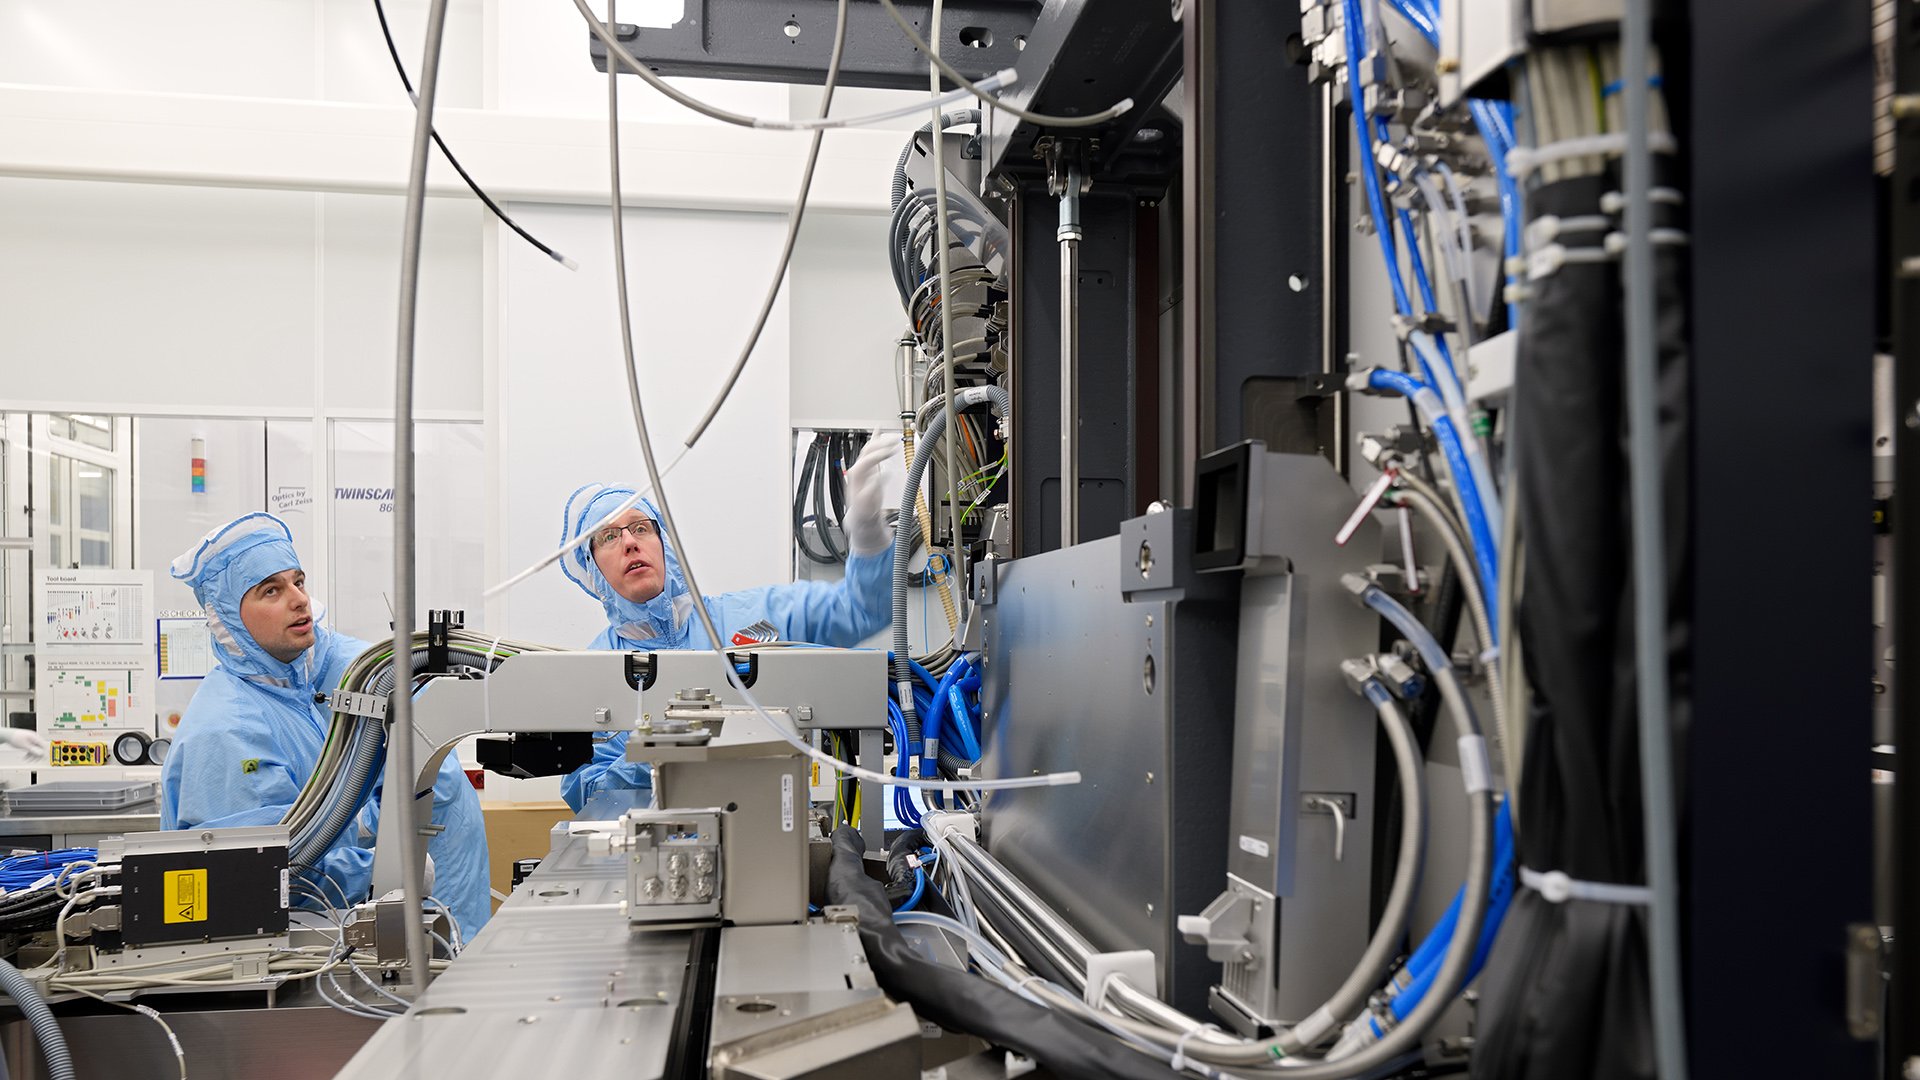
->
<box><xmin>1146</xmin><ymin>903</ymin><xmax>1155</xmax><ymax>916</ymax></box>
<box><xmin>1145</xmin><ymin>772</ymin><xmax>1154</xmax><ymax>784</ymax></box>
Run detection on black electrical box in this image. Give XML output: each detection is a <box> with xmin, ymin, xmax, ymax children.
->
<box><xmin>119</xmin><ymin>841</ymin><xmax>289</xmax><ymax>948</ymax></box>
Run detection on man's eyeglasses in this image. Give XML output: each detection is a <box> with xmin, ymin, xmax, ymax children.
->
<box><xmin>592</xmin><ymin>519</ymin><xmax>658</xmax><ymax>549</ymax></box>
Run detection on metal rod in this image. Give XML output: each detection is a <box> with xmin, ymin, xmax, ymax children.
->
<box><xmin>929</xmin><ymin>0</ymin><xmax>968</xmax><ymax>609</ymax></box>
<box><xmin>1321</xmin><ymin>82</ymin><xmax>1345</xmax><ymax>477</ymax></box>
<box><xmin>389</xmin><ymin>0</ymin><xmax>452</xmax><ymax>1000</ymax></box>
<box><xmin>1058</xmin><ymin>170</ymin><xmax>1084</xmax><ymax>546</ymax></box>
<box><xmin>1620</xmin><ymin>4</ymin><xmax>1689</xmax><ymax>1077</ymax></box>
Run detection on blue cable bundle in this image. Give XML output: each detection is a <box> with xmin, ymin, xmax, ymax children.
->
<box><xmin>0</xmin><ymin>849</ymin><xmax>95</xmax><ymax>893</ymax></box>
<box><xmin>1372</xmin><ymin>803</ymin><xmax>1517</xmax><ymax>1035</ymax></box>
<box><xmin>882</xmin><ymin>653</ymin><xmax>987</xmax><ymax>827</ymax></box>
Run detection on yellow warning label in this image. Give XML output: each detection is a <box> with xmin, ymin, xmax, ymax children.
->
<box><xmin>163</xmin><ymin>869</ymin><xmax>209</xmax><ymax>924</ymax></box>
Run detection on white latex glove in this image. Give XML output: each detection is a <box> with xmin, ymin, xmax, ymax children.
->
<box><xmin>424</xmin><ymin>853</ymin><xmax>437</xmax><ymax>895</ymax></box>
<box><xmin>0</xmin><ymin>729</ymin><xmax>47</xmax><ymax>755</ymax></box>
<box><xmin>845</xmin><ymin>432</ymin><xmax>904</xmax><ymax>558</ymax></box>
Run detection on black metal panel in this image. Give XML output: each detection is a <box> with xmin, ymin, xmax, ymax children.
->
<box><xmin>121</xmin><ymin>846</ymin><xmax>289</xmax><ymax>948</ymax></box>
<box><xmin>1892</xmin><ymin>0</ymin><xmax>1920</xmax><ymax>1063</ymax></box>
<box><xmin>1687</xmin><ymin>0</ymin><xmax>1877</xmax><ymax>1074</ymax></box>
<box><xmin>1180</xmin><ymin>0</ymin><xmax>1328</xmax><ymax>490</ymax></box>
<box><xmin>591</xmin><ymin>0</ymin><xmax>1036</xmax><ymax>90</ymax></box>
<box><xmin>1010</xmin><ymin>183</ymin><xmax>1142</xmax><ymax>555</ymax></box>
<box><xmin>978</xmin><ymin>0</ymin><xmax>1184</xmax><ymax>181</ymax></box>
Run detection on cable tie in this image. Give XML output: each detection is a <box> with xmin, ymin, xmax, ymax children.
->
<box><xmin>1172</xmin><ymin>1023</ymin><xmax>1224</xmax><ymax>1072</ymax></box>
<box><xmin>1602</xmin><ymin>229</ymin><xmax>1691</xmax><ymax>256</ymax></box>
<box><xmin>1519</xmin><ymin>867</ymin><xmax>1654</xmax><ymax>906</ymax></box>
<box><xmin>1506</xmin><ymin>132</ymin><xmax>1678</xmax><ymax>179</ymax></box>
<box><xmin>1600</xmin><ymin>187</ymin><xmax>1686</xmax><ymax>213</ymax></box>
<box><xmin>1457</xmin><ymin>734</ymin><xmax>1492</xmax><ymax>794</ymax></box>
<box><xmin>1526</xmin><ymin>243</ymin><xmax>1613</xmax><ymax>281</ymax></box>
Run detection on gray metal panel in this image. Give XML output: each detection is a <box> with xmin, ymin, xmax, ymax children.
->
<box><xmin>1225</xmin><ymin>573</ymin><xmax>1309</xmax><ymax>887</ymax></box>
<box><xmin>1224</xmin><ymin>453</ymin><xmax>1383</xmax><ymax>1023</ymax></box>
<box><xmin>643</xmin><ymin>649</ymin><xmax>886</xmax><ymax>730</ymax></box>
<box><xmin>978</xmin><ymin>522</ymin><xmax>1240</xmax><ymax>1014</ymax></box>
<box><xmin>2</xmin><ymin>999</ymin><xmax>377</xmax><ymax>1080</ymax></box>
<box><xmin>336</xmin><ymin>832</ymin><xmax>689</xmax><ymax>1080</ymax></box>
<box><xmin>590</xmin><ymin>0</ymin><xmax>1037</xmax><ymax>92</ymax></box>
<box><xmin>656</xmin><ymin>755</ymin><xmax>810</xmax><ymax>926</ymax></box>
<box><xmin>339</xmin><ymin>831</ymin><xmax>914</xmax><ymax>1080</ymax></box>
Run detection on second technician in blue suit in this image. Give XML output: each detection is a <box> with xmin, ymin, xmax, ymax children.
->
<box><xmin>559</xmin><ymin>434</ymin><xmax>899</xmax><ymax>811</ymax></box>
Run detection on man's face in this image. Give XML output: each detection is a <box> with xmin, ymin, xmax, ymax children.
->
<box><xmin>239</xmin><ymin>569</ymin><xmax>314</xmax><ymax>664</ymax></box>
<box><xmin>591</xmin><ymin>511</ymin><xmax>667</xmax><ymax>604</ymax></box>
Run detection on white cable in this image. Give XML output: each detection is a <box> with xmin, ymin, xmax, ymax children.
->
<box><xmin>587</xmin><ymin>0</ymin><xmax>1081</xmax><ymax>798</ymax></box>
<box><xmin>732</xmin><ymin>674</ymin><xmax>1074</xmax><ymax>793</ymax></box>
<box><xmin>480</xmin><ymin>448</ymin><xmax>686</xmax><ymax>601</ymax></box>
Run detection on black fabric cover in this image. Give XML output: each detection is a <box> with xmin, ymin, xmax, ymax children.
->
<box><xmin>825</xmin><ymin>826</ymin><xmax>1180</xmax><ymax>1080</ymax></box>
<box><xmin>1469</xmin><ymin>164</ymin><xmax>1691</xmax><ymax>1080</ymax></box>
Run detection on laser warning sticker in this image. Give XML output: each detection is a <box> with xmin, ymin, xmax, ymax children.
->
<box><xmin>163</xmin><ymin>868</ymin><xmax>209</xmax><ymax>924</ymax></box>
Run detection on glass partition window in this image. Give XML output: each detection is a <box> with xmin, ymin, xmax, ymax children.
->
<box><xmin>44</xmin><ymin>453</ymin><xmax>117</xmax><ymax>570</ymax></box>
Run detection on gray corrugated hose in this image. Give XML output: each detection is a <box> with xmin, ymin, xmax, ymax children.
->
<box><xmin>0</xmin><ymin>957</ymin><xmax>73</xmax><ymax>1080</ymax></box>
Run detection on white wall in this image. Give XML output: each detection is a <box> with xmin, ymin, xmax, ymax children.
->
<box><xmin>495</xmin><ymin>202</ymin><xmax>793</xmax><ymax>646</ymax></box>
<box><xmin>0</xmin><ymin>0</ymin><xmax>921</xmax><ymax>799</ymax></box>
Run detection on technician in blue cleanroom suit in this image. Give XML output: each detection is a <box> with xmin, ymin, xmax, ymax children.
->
<box><xmin>559</xmin><ymin>434</ymin><xmax>901</xmax><ymax>812</ymax></box>
<box><xmin>158</xmin><ymin>512</ymin><xmax>492</xmax><ymax>939</ymax></box>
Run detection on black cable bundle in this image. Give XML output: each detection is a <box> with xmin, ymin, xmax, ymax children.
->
<box><xmin>826</xmin><ymin>827</ymin><xmax>1179</xmax><ymax>1080</ymax></box>
<box><xmin>1468</xmin><ymin>163</ymin><xmax>1692</xmax><ymax>1080</ymax></box>
<box><xmin>793</xmin><ymin>430</ymin><xmax>869</xmax><ymax>564</ymax></box>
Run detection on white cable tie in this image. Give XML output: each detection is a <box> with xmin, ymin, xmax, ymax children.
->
<box><xmin>1477</xmin><ymin>646</ymin><xmax>1500</xmax><ymax>666</ymax></box>
<box><xmin>1172</xmin><ymin>1023</ymin><xmax>1224</xmax><ymax>1073</ymax></box>
<box><xmin>1526</xmin><ymin>243</ymin><xmax>1614</xmax><ymax>281</ymax></box>
<box><xmin>1519</xmin><ymin>867</ymin><xmax>1655</xmax><ymax>906</ymax></box>
<box><xmin>1457</xmin><ymin>734</ymin><xmax>1492</xmax><ymax>794</ymax></box>
<box><xmin>1603</xmin><ymin>229</ymin><xmax>1691</xmax><ymax>256</ymax></box>
<box><xmin>1600</xmin><ymin>187</ymin><xmax>1686</xmax><ymax>214</ymax></box>
<box><xmin>1506</xmin><ymin>132</ymin><xmax>1679</xmax><ymax>179</ymax></box>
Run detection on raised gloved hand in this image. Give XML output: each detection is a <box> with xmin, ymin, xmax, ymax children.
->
<box><xmin>844</xmin><ymin>432</ymin><xmax>904</xmax><ymax>558</ymax></box>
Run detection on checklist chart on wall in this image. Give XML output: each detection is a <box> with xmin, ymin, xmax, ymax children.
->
<box><xmin>35</xmin><ymin>570</ymin><xmax>158</xmax><ymax>765</ymax></box>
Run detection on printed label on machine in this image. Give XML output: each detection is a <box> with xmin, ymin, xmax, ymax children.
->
<box><xmin>163</xmin><ymin>868</ymin><xmax>209</xmax><ymax>924</ymax></box>
<box><xmin>1238</xmin><ymin>834</ymin><xmax>1272</xmax><ymax>859</ymax></box>
<box><xmin>781</xmin><ymin>774</ymin><xmax>795</xmax><ymax>833</ymax></box>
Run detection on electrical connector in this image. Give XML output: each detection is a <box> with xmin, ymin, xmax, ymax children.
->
<box><xmin>1376</xmin><ymin>653</ymin><xmax>1426</xmax><ymax>700</ymax></box>
<box><xmin>1340</xmin><ymin>656</ymin><xmax>1382</xmax><ymax>697</ymax></box>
